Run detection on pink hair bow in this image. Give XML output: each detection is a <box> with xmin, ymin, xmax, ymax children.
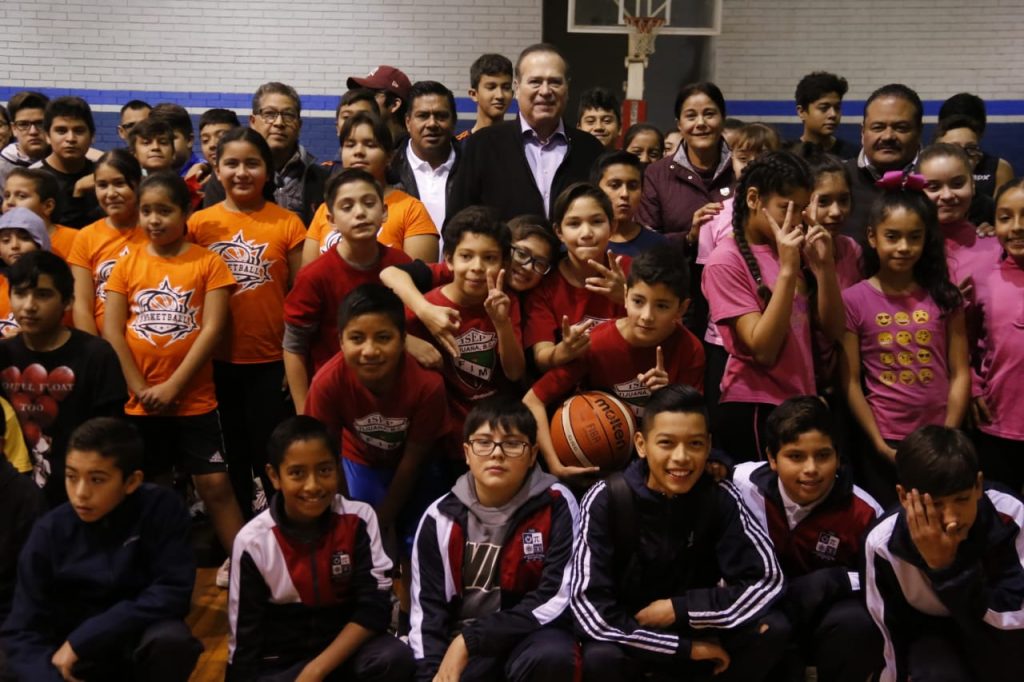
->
<box><xmin>875</xmin><ymin>170</ymin><xmax>927</xmax><ymax>191</ymax></box>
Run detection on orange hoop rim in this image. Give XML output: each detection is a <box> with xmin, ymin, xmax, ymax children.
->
<box><xmin>623</xmin><ymin>16</ymin><xmax>666</xmax><ymax>34</ymax></box>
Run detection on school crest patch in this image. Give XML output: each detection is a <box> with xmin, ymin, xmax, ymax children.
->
<box><xmin>353</xmin><ymin>412</ymin><xmax>410</xmax><ymax>451</ymax></box>
<box><xmin>612</xmin><ymin>378</ymin><xmax>651</xmax><ymax>415</ymax></box>
<box><xmin>522</xmin><ymin>530</ymin><xmax>545</xmax><ymax>561</ymax></box>
<box><xmin>814</xmin><ymin>531</ymin><xmax>840</xmax><ymax>561</ymax></box>
<box><xmin>130</xmin><ymin>277</ymin><xmax>199</xmax><ymax>346</ymax></box>
<box><xmin>330</xmin><ymin>551</ymin><xmax>353</xmax><ymax>580</ymax></box>
<box><xmin>453</xmin><ymin>328</ymin><xmax>497</xmax><ymax>389</ymax></box>
<box><xmin>208</xmin><ymin>232</ymin><xmax>272</xmax><ymax>293</ymax></box>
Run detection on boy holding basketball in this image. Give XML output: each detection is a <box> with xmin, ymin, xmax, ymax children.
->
<box><xmin>570</xmin><ymin>384</ymin><xmax>789</xmax><ymax>682</ymax></box>
<box><xmin>405</xmin><ymin>206</ymin><xmax>524</xmax><ymax>450</ymax></box>
<box><xmin>410</xmin><ymin>397</ymin><xmax>579</xmax><ymax>682</ymax></box>
<box><xmin>524</xmin><ymin>247</ymin><xmax>704</xmax><ymax>478</ymax></box>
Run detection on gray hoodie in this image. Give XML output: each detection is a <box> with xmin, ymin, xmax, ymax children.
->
<box><xmin>450</xmin><ymin>465</ymin><xmax>557</xmax><ymax>627</ymax></box>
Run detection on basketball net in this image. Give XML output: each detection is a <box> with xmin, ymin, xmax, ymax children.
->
<box><xmin>624</xmin><ymin>16</ymin><xmax>665</xmax><ymax>63</ymax></box>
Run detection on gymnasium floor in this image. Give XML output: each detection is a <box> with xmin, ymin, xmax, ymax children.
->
<box><xmin>187</xmin><ymin>568</ymin><xmax>229</xmax><ymax>682</ymax></box>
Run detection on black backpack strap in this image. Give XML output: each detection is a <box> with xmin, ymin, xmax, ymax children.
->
<box><xmin>605</xmin><ymin>472</ymin><xmax>637</xmax><ymax>578</ymax></box>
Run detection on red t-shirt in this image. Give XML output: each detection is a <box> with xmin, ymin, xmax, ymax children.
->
<box><xmin>283</xmin><ymin>244</ymin><xmax>411</xmax><ymax>372</ymax></box>
<box><xmin>523</xmin><ymin>257</ymin><xmax>632</xmax><ymax>348</ymax></box>
<box><xmin>531</xmin><ymin>320</ymin><xmax>705</xmax><ymax>416</ymax></box>
<box><xmin>304</xmin><ymin>352</ymin><xmax>449</xmax><ymax>467</ymax></box>
<box><xmin>407</xmin><ymin>287</ymin><xmax>522</xmax><ymax>432</ymax></box>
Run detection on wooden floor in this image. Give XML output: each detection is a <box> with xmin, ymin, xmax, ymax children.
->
<box><xmin>187</xmin><ymin>567</ymin><xmax>230</xmax><ymax>682</ymax></box>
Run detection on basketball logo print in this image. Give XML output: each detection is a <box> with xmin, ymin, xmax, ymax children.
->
<box><xmin>0</xmin><ymin>314</ymin><xmax>19</xmax><ymax>338</ymax></box>
<box><xmin>208</xmin><ymin>233</ymin><xmax>272</xmax><ymax>293</ymax></box>
<box><xmin>130</xmin><ymin>277</ymin><xmax>199</xmax><ymax>346</ymax></box>
<box><xmin>95</xmin><ymin>258</ymin><xmax>118</xmax><ymax>300</ymax></box>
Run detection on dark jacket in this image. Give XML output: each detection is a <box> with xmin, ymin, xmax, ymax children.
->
<box><xmin>447</xmin><ymin>118</ymin><xmax>604</xmax><ymax>222</ymax></box>
<box><xmin>865</xmin><ymin>487</ymin><xmax>1024</xmax><ymax>681</ymax></box>
<box><xmin>570</xmin><ymin>459</ymin><xmax>784</xmax><ymax>662</ymax></box>
<box><xmin>733</xmin><ymin>461</ymin><xmax>882</xmax><ymax>626</ymax></box>
<box><xmin>389</xmin><ymin>140</ymin><xmax>462</xmax><ymax>224</ymax></box>
<box><xmin>1</xmin><ymin>484</ymin><xmax>194</xmax><ymax>681</ymax></box>
<box><xmin>409</xmin><ymin>472</ymin><xmax>578</xmax><ymax>679</ymax></box>
<box><xmin>227</xmin><ymin>493</ymin><xmax>394</xmax><ymax>680</ymax></box>
<box><xmin>0</xmin><ymin>457</ymin><xmax>46</xmax><ymax>622</ymax></box>
<box><xmin>637</xmin><ymin>142</ymin><xmax>735</xmax><ymax>238</ymax></box>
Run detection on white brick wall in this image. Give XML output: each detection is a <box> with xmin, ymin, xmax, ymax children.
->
<box><xmin>712</xmin><ymin>0</ymin><xmax>1023</xmax><ymax>101</ymax></box>
<box><xmin>0</xmin><ymin>0</ymin><xmax>542</xmax><ymax>96</ymax></box>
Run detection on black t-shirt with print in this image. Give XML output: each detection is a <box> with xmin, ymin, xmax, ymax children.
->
<box><xmin>0</xmin><ymin>329</ymin><xmax>127</xmax><ymax>505</ymax></box>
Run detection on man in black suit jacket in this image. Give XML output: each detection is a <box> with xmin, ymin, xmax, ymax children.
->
<box><xmin>449</xmin><ymin>43</ymin><xmax>605</xmax><ymax>222</ymax></box>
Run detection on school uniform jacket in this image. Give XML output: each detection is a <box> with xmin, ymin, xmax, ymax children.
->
<box><xmin>409</xmin><ymin>477</ymin><xmax>579</xmax><ymax>676</ymax></box>
<box><xmin>447</xmin><ymin>117</ymin><xmax>605</xmax><ymax>222</ymax></box>
<box><xmin>226</xmin><ymin>493</ymin><xmax>393</xmax><ymax>680</ymax></box>
<box><xmin>1</xmin><ymin>484</ymin><xmax>194</xmax><ymax>682</ymax></box>
<box><xmin>732</xmin><ymin>461</ymin><xmax>882</xmax><ymax>625</ymax></box>
<box><xmin>865</xmin><ymin>487</ymin><xmax>1024</xmax><ymax>682</ymax></box>
<box><xmin>570</xmin><ymin>458</ymin><xmax>784</xmax><ymax>662</ymax></box>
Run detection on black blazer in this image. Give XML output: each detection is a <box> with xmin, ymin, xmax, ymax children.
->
<box><xmin>388</xmin><ymin>140</ymin><xmax>462</xmax><ymax>225</ymax></box>
<box><xmin>447</xmin><ymin>118</ymin><xmax>605</xmax><ymax>222</ymax></box>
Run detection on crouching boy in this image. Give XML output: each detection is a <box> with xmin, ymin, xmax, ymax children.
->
<box><xmin>227</xmin><ymin>415</ymin><xmax>414</xmax><ymax>682</ymax></box>
<box><xmin>732</xmin><ymin>396</ymin><xmax>883</xmax><ymax>682</ymax></box>
<box><xmin>571</xmin><ymin>384</ymin><xmax>789</xmax><ymax>682</ymax></box>
<box><xmin>1</xmin><ymin>417</ymin><xmax>201</xmax><ymax>682</ymax></box>
<box><xmin>410</xmin><ymin>397</ymin><xmax>579</xmax><ymax>681</ymax></box>
<box><xmin>865</xmin><ymin>425</ymin><xmax>1024</xmax><ymax>681</ymax></box>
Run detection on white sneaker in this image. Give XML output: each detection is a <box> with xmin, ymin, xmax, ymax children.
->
<box><xmin>216</xmin><ymin>558</ymin><xmax>231</xmax><ymax>589</ymax></box>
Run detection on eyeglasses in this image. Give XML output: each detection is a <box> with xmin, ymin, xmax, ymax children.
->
<box><xmin>511</xmin><ymin>246</ymin><xmax>552</xmax><ymax>275</ymax></box>
<box><xmin>255</xmin><ymin>109</ymin><xmax>299</xmax><ymax>125</ymax></box>
<box><xmin>466</xmin><ymin>438</ymin><xmax>531</xmax><ymax>458</ymax></box>
<box><xmin>12</xmin><ymin>120</ymin><xmax>44</xmax><ymax>132</ymax></box>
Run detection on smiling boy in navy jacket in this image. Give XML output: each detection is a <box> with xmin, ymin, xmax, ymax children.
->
<box><xmin>1</xmin><ymin>417</ymin><xmax>201</xmax><ymax>682</ymax></box>
<box><xmin>409</xmin><ymin>397</ymin><xmax>579</xmax><ymax>682</ymax></box>
<box><xmin>570</xmin><ymin>384</ymin><xmax>788</xmax><ymax>682</ymax></box>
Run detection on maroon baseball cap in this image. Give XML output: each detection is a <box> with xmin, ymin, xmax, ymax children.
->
<box><xmin>347</xmin><ymin>65</ymin><xmax>412</xmax><ymax>101</ymax></box>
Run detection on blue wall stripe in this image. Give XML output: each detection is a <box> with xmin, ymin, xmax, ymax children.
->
<box><xmin>4</xmin><ymin>85</ymin><xmax>1024</xmax><ymax>117</ymax></box>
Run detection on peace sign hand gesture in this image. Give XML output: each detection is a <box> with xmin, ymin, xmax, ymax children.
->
<box><xmin>801</xmin><ymin>195</ymin><xmax>835</xmax><ymax>274</ymax></box>
<box><xmin>763</xmin><ymin>202</ymin><xmax>804</xmax><ymax>275</ymax></box>
<box><xmin>585</xmin><ymin>251</ymin><xmax>627</xmax><ymax>305</ymax></box>
<box><xmin>483</xmin><ymin>269</ymin><xmax>511</xmax><ymax>325</ymax></box>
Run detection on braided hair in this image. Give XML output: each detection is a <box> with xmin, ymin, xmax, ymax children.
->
<box><xmin>731</xmin><ymin>150</ymin><xmax>814</xmax><ymax>306</ymax></box>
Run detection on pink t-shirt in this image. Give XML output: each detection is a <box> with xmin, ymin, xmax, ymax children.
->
<box><xmin>975</xmin><ymin>258</ymin><xmax>1024</xmax><ymax>440</ymax></box>
<box><xmin>702</xmin><ymin>239</ymin><xmax>815</xmax><ymax>405</ymax></box>
<box><xmin>697</xmin><ymin>197</ymin><xmax>735</xmax><ymax>265</ymax></box>
<box><xmin>843</xmin><ymin>280</ymin><xmax>950</xmax><ymax>441</ymax></box>
<box><xmin>834</xmin><ymin>235</ymin><xmax>864</xmax><ymax>290</ymax></box>
<box><xmin>943</xmin><ymin>220</ymin><xmax>1001</xmax><ymax>304</ymax></box>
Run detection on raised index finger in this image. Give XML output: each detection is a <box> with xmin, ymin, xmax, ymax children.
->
<box><xmin>495</xmin><ymin>268</ymin><xmax>505</xmax><ymax>291</ymax></box>
<box><xmin>656</xmin><ymin>346</ymin><xmax>664</xmax><ymax>372</ymax></box>
<box><xmin>808</xmin><ymin>192</ymin><xmax>820</xmax><ymax>226</ymax></box>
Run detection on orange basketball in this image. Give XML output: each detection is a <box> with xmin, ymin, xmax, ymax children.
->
<box><xmin>550</xmin><ymin>391</ymin><xmax>636</xmax><ymax>471</ymax></box>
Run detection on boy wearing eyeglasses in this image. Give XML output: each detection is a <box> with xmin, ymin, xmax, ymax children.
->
<box><xmin>410</xmin><ymin>396</ymin><xmax>580</xmax><ymax>682</ymax></box>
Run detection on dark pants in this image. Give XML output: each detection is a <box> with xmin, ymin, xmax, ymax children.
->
<box><xmin>214</xmin><ymin>360</ymin><xmax>294</xmax><ymax>516</ymax></box>
<box><xmin>973</xmin><ymin>429</ymin><xmax>1024</xmax><ymax>494</ymax></box>
<box><xmin>771</xmin><ymin>597</ymin><xmax>882</xmax><ymax>682</ymax></box>
<box><xmin>855</xmin><ymin>438</ymin><xmax>900</xmax><ymax>509</ymax></box>
<box><xmin>257</xmin><ymin>633</ymin><xmax>414</xmax><ymax>682</ymax></box>
<box><xmin>71</xmin><ymin>619</ymin><xmax>202</xmax><ymax>682</ymax></box>
<box><xmin>703</xmin><ymin>341</ymin><xmax>728</xmax><ymax>426</ymax></box>
<box><xmin>904</xmin><ymin>620</ymin><xmax>1024</xmax><ymax>682</ymax></box>
<box><xmin>713</xmin><ymin>402</ymin><xmax>776</xmax><ymax>464</ymax></box>
<box><xmin>581</xmin><ymin>609</ymin><xmax>790</xmax><ymax>682</ymax></box>
<box><xmin>449</xmin><ymin>626</ymin><xmax>576</xmax><ymax>682</ymax></box>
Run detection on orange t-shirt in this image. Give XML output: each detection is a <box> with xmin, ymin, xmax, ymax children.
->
<box><xmin>49</xmin><ymin>224</ymin><xmax>78</xmax><ymax>261</ymax></box>
<box><xmin>105</xmin><ymin>244</ymin><xmax>236</xmax><ymax>416</ymax></box>
<box><xmin>66</xmin><ymin>219</ymin><xmax>148</xmax><ymax>332</ymax></box>
<box><xmin>0</xmin><ymin>279</ymin><xmax>16</xmax><ymax>338</ymax></box>
<box><xmin>188</xmin><ymin>202</ymin><xmax>306</xmax><ymax>363</ymax></box>
<box><xmin>306</xmin><ymin>189</ymin><xmax>438</xmax><ymax>255</ymax></box>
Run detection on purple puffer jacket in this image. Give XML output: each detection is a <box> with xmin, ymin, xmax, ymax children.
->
<box><xmin>637</xmin><ymin>142</ymin><xmax>735</xmax><ymax>239</ymax></box>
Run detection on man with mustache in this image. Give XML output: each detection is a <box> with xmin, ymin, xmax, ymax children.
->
<box><xmin>844</xmin><ymin>84</ymin><xmax>923</xmax><ymax>242</ymax></box>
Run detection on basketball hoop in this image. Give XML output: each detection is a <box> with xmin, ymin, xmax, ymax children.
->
<box><xmin>624</xmin><ymin>16</ymin><xmax>665</xmax><ymax>63</ymax></box>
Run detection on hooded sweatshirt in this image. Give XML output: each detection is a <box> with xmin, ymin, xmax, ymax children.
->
<box><xmin>410</xmin><ymin>465</ymin><xmax>578</xmax><ymax>679</ymax></box>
